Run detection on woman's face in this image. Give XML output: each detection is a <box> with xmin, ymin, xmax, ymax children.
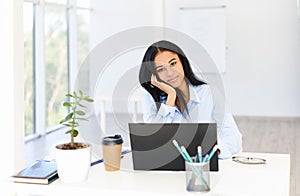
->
<box><xmin>154</xmin><ymin>50</ymin><xmax>186</xmax><ymax>89</ymax></box>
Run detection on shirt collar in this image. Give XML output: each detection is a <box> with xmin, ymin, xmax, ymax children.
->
<box><xmin>189</xmin><ymin>83</ymin><xmax>202</xmax><ymax>103</ymax></box>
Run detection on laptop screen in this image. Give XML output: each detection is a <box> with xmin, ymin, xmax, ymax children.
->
<box><xmin>128</xmin><ymin>123</ymin><xmax>218</xmax><ymax>171</ymax></box>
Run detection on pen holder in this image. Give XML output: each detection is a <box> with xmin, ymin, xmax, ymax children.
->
<box><xmin>185</xmin><ymin>161</ymin><xmax>210</xmax><ymax>192</ymax></box>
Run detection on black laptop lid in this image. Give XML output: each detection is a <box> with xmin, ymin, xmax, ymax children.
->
<box><xmin>128</xmin><ymin>123</ymin><xmax>218</xmax><ymax>171</ymax></box>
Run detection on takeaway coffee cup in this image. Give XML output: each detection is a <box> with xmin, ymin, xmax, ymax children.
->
<box><xmin>102</xmin><ymin>134</ymin><xmax>123</xmax><ymax>171</ymax></box>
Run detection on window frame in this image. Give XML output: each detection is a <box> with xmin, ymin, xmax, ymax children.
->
<box><xmin>24</xmin><ymin>0</ymin><xmax>92</xmax><ymax>141</ymax></box>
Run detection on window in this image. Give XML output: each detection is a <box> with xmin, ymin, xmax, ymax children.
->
<box><xmin>24</xmin><ymin>0</ymin><xmax>91</xmax><ymax>139</ymax></box>
<box><xmin>44</xmin><ymin>5</ymin><xmax>68</xmax><ymax>128</ymax></box>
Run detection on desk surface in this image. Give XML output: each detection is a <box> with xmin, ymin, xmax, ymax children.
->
<box><xmin>3</xmin><ymin>152</ymin><xmax>290</xmax><ymax>196</ymax></box>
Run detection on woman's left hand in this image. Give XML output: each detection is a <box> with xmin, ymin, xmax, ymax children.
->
<box><xmin>151</xmin><ymin>74</ymin><xmax>176</xmax><ymax>106</ymax></box>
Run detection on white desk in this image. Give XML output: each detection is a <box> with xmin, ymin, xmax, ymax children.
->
<box><xmin>3</xmin><ymin>152</ymin><xmax>290</xmax><ymax>196</ymax></box>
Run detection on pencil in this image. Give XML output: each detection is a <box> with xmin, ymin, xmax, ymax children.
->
<box><xmin>180</xmin><ymin>146</ymin><xmax>193</xmax><ymax>163</ymax></box>
<box><xmin>197</xmin><ymin>146</ymin><xmax>202</xmax><ymax>163</ymax></box>
<box><xmin>206</xmin><ymin>145</ymin><xmax>219</xmax><ymax>162</ymax></box>
<box><xmin>172</xmin><ymin>140</ymin><xmax>188</xmax><ymax>161</ymax></box>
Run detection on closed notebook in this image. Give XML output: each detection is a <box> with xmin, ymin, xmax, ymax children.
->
<box><xmin>11</xmin><ymin>161</ymin><xmax>58</xmax><ymax>185</ymax></box>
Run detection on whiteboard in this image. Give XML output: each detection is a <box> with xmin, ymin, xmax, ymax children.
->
<box><xmin>164</xmin><ymin>0</ymin><xmax>226</xmax><ymax>73</ymax></box>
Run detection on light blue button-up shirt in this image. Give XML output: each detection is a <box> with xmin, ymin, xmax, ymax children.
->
<box><xmin>142</xmin><ymin>84</ymin><xmax>242</xmax><ymax>159</ymax></box>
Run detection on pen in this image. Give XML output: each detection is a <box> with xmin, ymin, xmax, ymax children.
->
<box><xmin>91</xmin><ymin>149</ymin><xmax>131</xmax><ymax>166</ymax></box>
<box><xmin>36</xmin><ymin>159</ymin><xmax>51</xmax><ymax>162</ymax></box>
<box><xmin>203</xmin><ymin>154</ymin><xmax>209</xmax><ymax>162</ymax></box>
<box><xmin>205</xmin><ymin>145</ymin><xmax>219</xmax><ymax>162</ymax></box>
<box><xmin>172</xmin><ymin>140</ymin><xmax>188</xmax><ymax>161</ymax></box>
<box><xmin>180</xmin><ymin>146</ymin><xmax>194</xmax><ymax>163</ymax></box>
<box><xmin>197</xmin><ymin>146</ymin><xmax>202</xmax><ymax>163</ymax></box>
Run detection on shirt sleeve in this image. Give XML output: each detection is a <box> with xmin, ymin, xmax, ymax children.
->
<box><xmin>217</xmin><ymin>113</ymin><xmax>243</xmax><ymax>159</ymax></box>
<box><xmin>142</xmin><ymin>92</ymin><xmax>176</xmax><ymax>123</ymax></box>
<box><xmin>210</xmin><ymin>86</ymin><xmax>243</xmax><ymax>159</ymax></box>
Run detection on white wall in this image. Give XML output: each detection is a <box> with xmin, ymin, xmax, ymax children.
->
<box><xmin>90</xmin><ymin>0</ymin><xmax>163</xmax><ymax>49</ymax></box>
<box><xmin>89</xmin><ymin>0</ymin><xmax>300</xmax><ymax>117</ymax></box>
<box><xmin>0</xmin><ymin>0</ymin><xmax>24</xmax><ymax>182</ymax></box>
<box><xmin>89</xmin><ymin>0</ymin><xmax>164</xmax><ymax>114</ymax></box>
<box><xmin>223</xmin><ymin>0</ymin><xmax>300</xmax><ymax>117</ymax></box>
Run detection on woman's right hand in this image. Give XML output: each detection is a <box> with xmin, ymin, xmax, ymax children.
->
<box><xmin>151</xmin><ymin>74</ymin><xmax>176</xmax><ymax>106</ymax></box>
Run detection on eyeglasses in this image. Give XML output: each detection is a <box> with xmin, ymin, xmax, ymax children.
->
<box><xmin>232</xmin><ymin>156</ymin><xmax>266</xmax><ymax>164</ymax></box>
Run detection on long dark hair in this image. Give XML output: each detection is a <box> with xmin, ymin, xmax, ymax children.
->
<box><xmin>139</xmin><ymin>40</ymin><xmax>206</xmax><ymax>112</ymax></box>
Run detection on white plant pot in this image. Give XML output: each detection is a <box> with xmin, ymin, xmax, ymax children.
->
<box><xmin>55</xmin><ymin>144</ymin><xmax>91</xmax><ymax>183</ymax></box>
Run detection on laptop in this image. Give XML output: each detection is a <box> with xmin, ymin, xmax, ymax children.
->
<box><xmin>128</xmin><ymin>123</ymin><xmax>218</xmax><ymax>171</ymax></box>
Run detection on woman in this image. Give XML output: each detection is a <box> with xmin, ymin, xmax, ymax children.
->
<box><xmin>139</xmin><ymin>40</ymin><xmax>242</xmax><ymax>159</ymax></box>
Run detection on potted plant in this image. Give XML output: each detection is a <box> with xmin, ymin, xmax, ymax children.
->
<box><xmin>55</xmin><ymin>90</ymin><xmax>94</xmax><ymax>183</ymax></box>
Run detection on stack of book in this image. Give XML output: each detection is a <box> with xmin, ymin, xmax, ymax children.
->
<box><xmin>11</xmin><ymin>160</ymin><xmax>58</xmax><ymax>185</ymax></box>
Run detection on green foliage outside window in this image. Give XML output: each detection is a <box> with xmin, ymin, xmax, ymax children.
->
<box><xmin>23</xmin><ymin>2</ymin><xmax>90</xmax><ymax>136</ymax></box>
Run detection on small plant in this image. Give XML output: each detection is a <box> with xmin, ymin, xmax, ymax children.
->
<box><xmin>59</xmin><ymin>90</ymin><xmax>94</xmax><ymax>149</ymax></box>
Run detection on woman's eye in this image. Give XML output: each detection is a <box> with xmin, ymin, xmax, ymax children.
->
<box><xmin>170</xmin><ymin>61</ymin><xmax>177</xmax><ymax>66</ymax></box>
<box><xmin>156</xmin><ymin>68</ymin><xmax>164</xmax><ymax>73</ymax></box>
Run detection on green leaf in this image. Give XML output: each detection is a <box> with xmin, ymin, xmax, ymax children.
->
<box><xmin>65</xmin><ymin>93</ymin><xmax>73</xmax><ymax>97</ymax></box>
<box><xmin>68</xmin><ymin>121</ymin><xmax>75</xmax><ymax>125</ymax></box>
<box><xmin>71</xmin><ymin>130</ymin><xmax>78</xmax><ymax>137</ymax></box>
<box><xmin>79</xmin><ymin>90</ymin><xmax>83</xmax><ymax>97</ymax></box>
<box><xmin>84</xmin><ymin>97</ymin><xmax>94</xmax><ymax>102</ymax></box>
<box><xmin>65</xmin><ymin>112</ymin><xmax>74</xmax><ymax>121</ymax></box>
<box><xmin>76</xmin><ymin>110</ymin><xmax>85</xmax><ymax>115</ymax></box>
<box><xmin>63</xmin><ymin>102</ymin><xmax>72</xmax><ymax>107</ymax></box>
<box><xmin>65</xmin><ymin>130</ymin><xmax>72</xmax><ymax>134</ymax></box>
<box><xmin>62</xmin><ymin>123</ymin><xmax>72</xmax><ymax>127</ymax></box>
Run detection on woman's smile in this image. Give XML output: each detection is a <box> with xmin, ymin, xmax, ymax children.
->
<box><xmin>167</xmin><ymin>76</ymin><xmax>179</xmax><ymax>84</ymax></box>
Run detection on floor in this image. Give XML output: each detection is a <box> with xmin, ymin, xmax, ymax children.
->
<box><xmin>25</xmin><ymin>114</ymin><xmax>300</xmax><ymax>196</ymax></box>
<box><xmin>234</xmin><ymin>116</ymin><xmax>300</xmax><ymax>196</ymax></box>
